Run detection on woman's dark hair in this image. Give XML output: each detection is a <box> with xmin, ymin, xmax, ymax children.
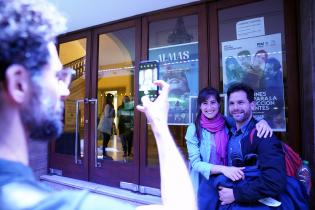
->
<box><xmin>194</xmin><ymin>87</ymin><xmax>220</xmax><ymax>140</ymax></box>
<box><xmin>105</xmin><ymin>93</ymin><xmax>114</xmax><ymax>108</ymax></box>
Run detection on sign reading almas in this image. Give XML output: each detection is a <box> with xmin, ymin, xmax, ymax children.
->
<box><xmin>149</xmin><ymin>42</ymin><xmax>199</xmax><ymax>125</ymax></box>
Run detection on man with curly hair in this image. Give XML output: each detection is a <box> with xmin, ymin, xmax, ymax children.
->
<box><xmin>0</xmin><ymin>0</ymin><xmax>196</xmax><ymax>209</ymax></box>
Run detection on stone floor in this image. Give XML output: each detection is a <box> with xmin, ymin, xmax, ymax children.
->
<box><xmin>40</xmin><ymin>175</ymin><xmax>162</xmax><ymax>208</ymax></box>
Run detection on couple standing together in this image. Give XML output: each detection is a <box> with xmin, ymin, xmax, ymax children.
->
<box><xmin>186</xmin><ymin>83</ymin><xmax>308</xmax><ymax>209</ymax></box>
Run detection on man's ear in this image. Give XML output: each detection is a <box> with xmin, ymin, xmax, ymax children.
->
<box><xmin>5</xmin><ymin>64</ymin><xmax>29</xmax><ymax>103</ymax></box>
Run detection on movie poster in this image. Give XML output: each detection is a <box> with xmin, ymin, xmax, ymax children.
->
<box><xmin>149</xmin><ymin>42</ymin><xmax>199</xmax><ymax>125</ymax></box>
<box><xmin>222</xmin><ymin>33</ymin><xmax>286</xmax><ymax>131</ymax></box>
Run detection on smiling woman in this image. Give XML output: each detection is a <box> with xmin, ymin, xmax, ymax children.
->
<box><xmin>185</xmin><ymin>87</ymin><xmax>231</xmax><ymax>194</ymax></box>
<box><xmin>200</xmin><ymin>96</ymin><xmax>220</xmax><ymax>120</ymax></box>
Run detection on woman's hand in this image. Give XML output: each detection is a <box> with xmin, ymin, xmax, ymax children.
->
<box><xmin>221</xmin><ymin>166</ymin><xmax>245</xmax><ymax>181</ymax></box>
<box><xmin>211</xmin><ymin>165</ymin><xmax>245</xmax><ymax>181</ymax></box>
<box><xmin>256</xmin><ymin>119</ymin><xmax>273</xmax><ymax>138</ymax></box>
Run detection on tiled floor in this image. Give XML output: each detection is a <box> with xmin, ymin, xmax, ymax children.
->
<box><xmin>96</xmin><ymin>134</ymin><xmax>134</xmax><ymax>162</ymax></box>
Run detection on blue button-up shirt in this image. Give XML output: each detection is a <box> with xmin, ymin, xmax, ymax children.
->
<box><xmin>228</xmin><ymin>119</ymin><xmax>252</xmax><ymax>166</ymax></box>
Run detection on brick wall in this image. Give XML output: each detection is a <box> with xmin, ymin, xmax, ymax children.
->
<box><xmin>28</xmin><ymin>140</ymin><xmax>49</xmax><ymax>179</ymax></box>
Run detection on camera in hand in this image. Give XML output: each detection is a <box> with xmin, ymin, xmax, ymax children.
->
<box><xmin>138</xmin><ymin>60</ymin><xmax>159</xmax><ymax>104</ymax></box>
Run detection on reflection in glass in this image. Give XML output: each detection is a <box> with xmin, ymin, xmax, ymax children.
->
<box><xmin>55</xmin><ymin>38</ymin><xmax>87</xmax><ymax>160</ymax></box>
<box><xmin>147</xmin><ymin>15</ymin><xmax>198</xmax><ymax>167</ymax></box>
<box><xmin>97</xmin><ymin>28</ymin><xmax>135</xmax><ymax>163</ymax></box>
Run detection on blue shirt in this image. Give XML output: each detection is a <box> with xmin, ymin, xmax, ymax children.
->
<box><xmin>0</xmin><ymin>159</ymin><xmax>135</xmax><ymax>210</ymax></box>
<box><xmin>228</xmin><ymin>119</ymin><xmax>252</xmax><ymax>166</ymax></box>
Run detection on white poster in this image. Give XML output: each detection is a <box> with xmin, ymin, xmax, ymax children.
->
<box><xmin>236</xmin><ymin>17</ymin><xmax>265</xmax><ymax>39</ymax></box>
<box><xmin>222</xmin><ymin>33</ymin><xmax>286</xmax><ymax>131</ymax></box>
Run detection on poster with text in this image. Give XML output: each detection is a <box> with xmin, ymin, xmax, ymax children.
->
<box><xmin>221</xmin><ymin>33</ymin><xmax>286</xmax><ymax>131</ymax></box>
<box><xmin>149</xmin><ymin>42</ymin><xmax>199</xmax><ymax>125</ymax></box>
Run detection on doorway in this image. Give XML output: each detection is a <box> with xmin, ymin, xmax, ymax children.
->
<box><xmin>49</xmin><ymin>34</ymin><xmax>91</xmax><ymax>180</ymax></box>
<box><xmin>49</xmin><ymin>7</ymin><xmax>203</xmax><ymax>195</ymax></box>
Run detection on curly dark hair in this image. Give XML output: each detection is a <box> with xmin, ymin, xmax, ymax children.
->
<box><xmin>0</xmin><ymin>0</ymin><xmax>66</xmax><ymax>80</ymax></box>
<box><xmin>227</xmin><ymin>83</ymin><xmax>255</xmax><ymax>102</ymax></box>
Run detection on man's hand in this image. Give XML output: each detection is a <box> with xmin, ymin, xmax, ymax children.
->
<box><xmin>136</xmin><ymin>80</ymin><xmax>197</xmax><ymax>210</ymax></box>
<box><xmin>256</xmin><ymin>119</ymin><xmax>273</xmax><ymax>138</ymax></box>
<box><xmin>136</xmin><ymin>80</ymin><xmax>169</xmax><ymax>127</ymax></box>
<box><xmin>218</xmin><ymin>186</ymin><xmax>235</xmax><ymax>205</ymax></box>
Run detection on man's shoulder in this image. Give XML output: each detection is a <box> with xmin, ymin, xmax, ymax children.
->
<box><xmin>245</xmin><ymin>118</ymin><xmax>280</xmax><ymax>143</ymax></box>
<box><xmin>241</xmin><ymin>126</ymin><xmax>281</xmax><ymax>148</ymax></box>
<box><xmin>249</xmin><ymin>130</ymin><xmax>283</xmax><ymax>154</ymax></box>
<box><xmin>0</xmin><ymin>179</ymin><xmax>51</xmax><ymax>209</ymax></box>
<box><xmin>1</xmin><ymin>180</ymin><xmax>135</xmax><ymax>210</ymax></box>
<box><xmin>252</xmin><ymin>130</ymin><xmax>280</xmax><ymax>143</ymax></box>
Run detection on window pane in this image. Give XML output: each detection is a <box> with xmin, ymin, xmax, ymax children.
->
<box><xmin>97</xmin><ymin>28</ymin><xmax>135</xmax><ymax>162</ymax></box>
<box><xmin>56</xmin><ymin>38</ymin><xmax>86</xmax><ymax>158</ymax></box>
<box><xmin>147</xmin><ymin>15</ymin><xmax>199</xmax><ymax>167</ymax></box>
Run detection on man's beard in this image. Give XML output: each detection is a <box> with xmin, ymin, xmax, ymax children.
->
<box><xmin>20</xmin><ymin>84</ymin><xmax>64</xmax><ymax>142</ymax></box>
<box><xmin>27</xmin><ymin>116</ymin><xmax>63</xmax><ymax>141</ymax></box>
<box><xmin>231</xmin><ymin>108</ymin><xmax>252</xmax><ymax>125</ymax></box>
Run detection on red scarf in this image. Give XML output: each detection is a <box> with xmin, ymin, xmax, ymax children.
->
<box><xmin>200</xmin><ymin>113</ymin><xmax>228</xmax><ymax>165</ymax></box>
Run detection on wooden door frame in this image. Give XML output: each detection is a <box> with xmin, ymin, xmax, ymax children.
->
<box><xmin>49</xmin><ymin>30</ymin><xmax>92</xmax><ymax>180</ymax></box>
<box><xmin>89</xmin><ymin>19</ymin><xmax>141</xmax><ymax>186</ymax></box>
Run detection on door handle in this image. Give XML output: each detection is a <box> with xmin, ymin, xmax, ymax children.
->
<box><xmin>75</xmin><ymin>98</ymin><xmax>98</xmax><ymax>165</ymax></box>
<box><xmin>75</xmin><ymin>99</ymin><xmax>84</xmax><ymax>164</ymax></box>
<box><xmin>86</xmin><ymin>98</ymin><xmax>99</xmax><ymax>168</ymax></box>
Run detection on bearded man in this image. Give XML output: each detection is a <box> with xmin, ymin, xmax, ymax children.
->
<box><xmin>0</xmin><ymin>1</ymin><xmax>196</xmax><ymax>210</ymax></box>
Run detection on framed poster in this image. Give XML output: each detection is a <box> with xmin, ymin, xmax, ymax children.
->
<box><xmin>222</xmin><ymin>33</ymin><xmax>286</xmax><ymax>131</ymax></box>
<box><xmin>149</xmin><ymin>42</ymin><xmax>199</xmax><ymax>125</ymax></box>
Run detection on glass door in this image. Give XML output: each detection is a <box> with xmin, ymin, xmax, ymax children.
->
<box><xmin>89</xmin><ymin>21</ymin><xmax>141</xmax><ymax>187</ymax></box>
<box><xmin>49</xmin><ymin>34</ymin><xmax>91</xmax><ymax>180</ymax></box>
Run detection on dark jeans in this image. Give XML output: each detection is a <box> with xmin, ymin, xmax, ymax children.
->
<box><xmin>121</xmin><ymin>131</ymin><xmax>133</xmax><ymax>155</ymax></box>
<box><xmin>198</xmin><ymin>174</ymin><xmax>220</xmax><ymax>210</ymax></box>
<box><xmin>102</xmin><ymin>132</ymin><xmax>111</xmax><ymax>156</ymax></box>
